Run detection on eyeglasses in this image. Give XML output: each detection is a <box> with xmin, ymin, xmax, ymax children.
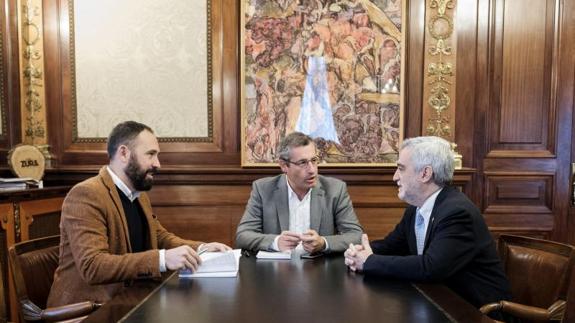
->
<box><xmin>282</xmin><ymin>156</ymin><xmax>321</xmax><ymax>168</ymax></box>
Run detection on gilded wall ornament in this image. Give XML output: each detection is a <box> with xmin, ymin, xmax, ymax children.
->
<box><xmin>18</xmin><ymin>0</ymin><xmax>47</xmax><ymax>146</ymax></box>
<box><xmin>423</xmin><ymin>0</ymin><xmax>461</xmax><ymax>167</ymax></box>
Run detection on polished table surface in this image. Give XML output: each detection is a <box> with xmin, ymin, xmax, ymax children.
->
<box><xmin>85</xmin><ymin>253</ymin><xmax>494</xmax><ymax>323</ymax></box>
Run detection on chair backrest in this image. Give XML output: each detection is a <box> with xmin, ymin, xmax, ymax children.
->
<box><xmin>498</xmin><ymin>235</ymin><xmax>575</xmax><ymax>309</ymax></box>
<box><xmin>564</xmin><ymin>264</ymin><xmax>575</xmax><ymax>322</ymax></box>
<box><xmin>8</xmin><ymin>235</ymin><xmax>60</xmax><ymax>311</ymax></box>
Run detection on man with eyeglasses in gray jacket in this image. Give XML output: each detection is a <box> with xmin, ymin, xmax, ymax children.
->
<box><xmin>235</xmin><ymin>132</ymin><xmax>363</xmax><ymax>254</ymax></box>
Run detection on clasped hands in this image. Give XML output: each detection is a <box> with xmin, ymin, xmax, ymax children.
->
<box><xmin>165</xmin><ymin>242</ymin><xmax>231</xmax><ymax>271</ymax></box>
<box><xmin>344</xmin><ymin>234</ymin><xmax>372</xmax><ymax>272</ymax></box>
<box><xmin>278</xmin><ymin>230</ymin><xmax>325</xmax><ymax>253</ymax></box>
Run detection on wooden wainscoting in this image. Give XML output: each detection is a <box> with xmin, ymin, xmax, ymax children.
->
<box><xmin>147</xmin><ymin>169</ymin><xmax>474</xmax><ymax>247</ymax></box>
<box><xmin>148</xmin><ymin>184</ymin><xmax>409</xmax><ymax>247</ymax></box>
<box><xmin>148</xmin><ymin>185</ymin><xmax>251</xmax><ymax>246</ymax></box>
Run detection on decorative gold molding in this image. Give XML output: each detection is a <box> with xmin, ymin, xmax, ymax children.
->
<box><xmin>13</xmin><ymin>202</ymin><xmax>20</xmax><ymax>241</ymax></box>
<box><xmin>68</xmin><ymin>0</ymin><xmax>214</xmax><ymax>143</ymax></box>
<box><xmin>18</xmin><ymin>0</ymin><xmax>48</xmax><ymax>147</ymax></box>
<box><xmin>423</xmin><ymin>0</ymin><xmax>461</xmax><ymax>167</ymax></box>
<box><xmin>0</xmin><ymin>15</ymin><xmax>6</xmax><ymax>136</ymax></box>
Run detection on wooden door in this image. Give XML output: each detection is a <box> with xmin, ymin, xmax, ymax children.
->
<box><xmin>469</xmin><ymin>0</ymin><xmax>575</xmax><ymax>242</ymax></box>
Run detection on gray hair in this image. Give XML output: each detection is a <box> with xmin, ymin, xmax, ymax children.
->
<box><xmin>278</xmin><ymin>132</ymin><xmax>315</xmax><ymax>161</ymax></box>
<box><xmin>400</xmin><ymin>136</ymin><xmax>454</xmax><ymax>186</ymax></box>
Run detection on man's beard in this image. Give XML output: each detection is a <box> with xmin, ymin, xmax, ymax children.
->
<box><xmin>125</xmin><ymin>155</ymin><xmax>157</xmax><ymax>191</ymax></box>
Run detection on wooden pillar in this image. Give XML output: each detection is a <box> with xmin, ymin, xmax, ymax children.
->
<box><xmin>17</xmin><ymin>0</ymin><xmax>51</xmax><ymax>164</ymax></box>
<box><xmin>422</xmin><ymin>0</ymin><xmax>462</xmax><ymax>168</ymax></box>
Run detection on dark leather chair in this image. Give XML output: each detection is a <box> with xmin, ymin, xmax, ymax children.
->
<box><xmin>0</xmin><ymin>253</ymin><xmax>7</xmax><ymax>323</ymax></box>
<box><xmin>564</xmin><ymin>265</ymin><xmax>575</xmax><ymax>322</ymax></box>
<box><xmin>480</xmin><ymin>235</ymin><xmax>575</xmax><ymax>322</ymax></box>
<box><xmin>8</xmin><ymin>235</ymin><xmax>100</xmax><ymax>322</ymax></box>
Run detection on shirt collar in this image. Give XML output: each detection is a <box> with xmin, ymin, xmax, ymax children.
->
<box><xmin>417</xmin><ymin>188</ymin><xmax>443</xmax><ymax>220</ymax></box>
<box><xmin>286</xmin><ymin>177</ymin><xmax>312</xmax><ymax>202</ymax></box>
<box><xmin>107</xmin><ymin>166</ymin><xmax>141</xmax><ymax>202</ymax></box>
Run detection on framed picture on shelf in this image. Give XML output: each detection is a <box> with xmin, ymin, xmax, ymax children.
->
<box><xmin>241</xmin><ymin>0</ymin><xmax>405</xmax><ymax>167</ymax></box>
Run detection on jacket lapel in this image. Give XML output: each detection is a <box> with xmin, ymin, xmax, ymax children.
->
<box><xmin>310</xmin><ymin>179</ymin><xmax>324</xmax><ymax>232</ymax></box>
<box><xmin>100</xmin><ymin>166</ymin><xmax>132</xmax><ymax>252</ymax></box>
<box><xmin>424</xmin><ymin>186</ymin><xmax>453</xmax><ymax>248</ymax></box>
<box><xmin>275</xmin><ymin>175</ymin><xmax>289</xmax><ymax>231</ymax></box>
<box><xmin>407</xmin><ymin>207</ymin><xmax>418</xmax><ymax>254</ymax></box>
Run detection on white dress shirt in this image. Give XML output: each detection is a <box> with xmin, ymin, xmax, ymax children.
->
<box><xmin>271</xmin><ymin>180</ymin><xmax>329</xmax><ymax>252</ymax></box>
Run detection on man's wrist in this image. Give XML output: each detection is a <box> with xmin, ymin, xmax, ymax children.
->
<box><xmin>159</xmin><ymin>249</ymin><xmax>166</xmax><ymax>272</ymax></box>
<box><xmin>270</xmin><ymin>235</ymin><xmax>280</xmax><ymax>251</ymax></box>
<box><xmin>321</xmin><ymin>237</ymin><xmax>329</xmax><ymax>252</ymax></box>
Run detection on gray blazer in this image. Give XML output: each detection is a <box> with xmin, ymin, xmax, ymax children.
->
<box><xmin>235</xmin><ymin>174</ymin><xmax>363</xmax><ymax>252</ymax></box>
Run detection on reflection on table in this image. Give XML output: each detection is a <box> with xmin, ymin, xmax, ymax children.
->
<box><xmin>85</xmin><ymin>253</ymin><xmax>494</xmax><ymax>323</ymax></box>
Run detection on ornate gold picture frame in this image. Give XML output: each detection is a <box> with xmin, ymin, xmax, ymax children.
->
<box><xmin>241</xmin><ymin>0</ymin><xmax>405</xmax><ymax>167</ymax></box>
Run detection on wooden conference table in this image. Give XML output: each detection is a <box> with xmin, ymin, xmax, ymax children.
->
<box><xmin>85</xmin><ymin>253</ymin><xmax>494</xmax><ymax>323</ymax></box>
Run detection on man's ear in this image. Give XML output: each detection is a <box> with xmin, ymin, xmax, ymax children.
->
<box><xmin>420</xmin><ymin>165</ymin><xmax>433</xmax><ymax>183</ymax></box>
<box><xmin>279</xmin><ymin>161</ymin><xmax>289</xmax><ymax>174</ymax></box>
<box><xmin>117</xmin><ymin>145</ymin><xmax>131</xmax><ymax>163</ymax></box>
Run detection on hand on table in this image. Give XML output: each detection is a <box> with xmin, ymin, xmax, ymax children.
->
<box><xmin>165</xmin><ymin>245</ymin><xmax>201</xmax><ymax>271</ymax></box>
<box><xmin>277</xmin><ymin>231</ymin><xmax>302</xmax><ymax>252</ymax></box>
<box><xmin>344</xmin><ymin>234</ymin><xmax>373</xmax><ymax>272</ymax></box>
<box><xmin>301</xmin><ymin>229</ymin><xmax>326</xmax><ymax>254</ymax></box>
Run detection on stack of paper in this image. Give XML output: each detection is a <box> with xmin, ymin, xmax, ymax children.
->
<box><xmin>256</xmin><ymin>251</ymin><xmax>291</xmax><ymax>260</ymax></box>
<box><xmin>0</xmin><ymin>177</ymin><xmax>32</xmax><ymax>191</ymax></box>
<box><xmin>0</xmin><ymin>177</ymin><xmax>42</xmax><ymax>191</ymax></box>
<box><xmin>179</xmin><ymin>249</ymin><xmax>241</xmax><ymax>278</ymax></box>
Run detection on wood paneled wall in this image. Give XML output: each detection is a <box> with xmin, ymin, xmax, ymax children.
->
<box><xmin>43</xmin><ymin>0</ymin><xmax>241</xmax><ymax>168</ymax></box>
<box><xmin>0</xmin><ymin>0</ymin><xmax>20</xmax><ymax>167</ymax></box>
<box><xmin>1</xmin><ymin>0</ymin><xmax>574</xmax><ymax>245</ymax></box>
<box><xmin>472</xmin><ymin>0</ymin><xmax>575</xmax><ymax>241</ymax></box>
<box><xmin>116</xmin><ymin>170</ymin><xmax>473</xmax><ymax>246</ymax></box>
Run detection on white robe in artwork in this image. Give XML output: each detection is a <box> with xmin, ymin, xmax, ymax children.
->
<box><xmin>295</xmin><ymin>56</ymin><xmax>340</xmax><ymax>144</ymax></box>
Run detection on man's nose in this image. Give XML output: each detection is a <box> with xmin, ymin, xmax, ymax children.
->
<box><xmin>153</xmin><ymin>156</ymin><xmax>161</xmax><ymax>169</ymax></box>
<box><xmin>308</xmin><ymin>163</ymin><xmax>318</xmax><ymax>173</ymax></box>
<box><xmin>393</xmin><ymin>169</ymin><xmax>399</xmax><ymax>181</ymax></box>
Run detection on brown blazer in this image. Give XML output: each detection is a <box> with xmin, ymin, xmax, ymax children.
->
<box><xmin>47</xmin><ymin>167</ymin><xmax>202</xmax><ymax>307</ymax></box>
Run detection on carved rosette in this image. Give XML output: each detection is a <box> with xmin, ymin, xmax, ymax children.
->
<box><xmin>18</xmin><ymin>0</ymin><xmax>48</xmax><ymax>149</ymax></box>
<box><xmin>423</xmin><ymin>0</ymin><xmax>461</xmax><ymax>167</ymax></box>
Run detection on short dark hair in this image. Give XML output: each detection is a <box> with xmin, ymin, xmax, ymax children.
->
<box><xmin>107</xmin><ymin>121</ymin><xmax>153</xmax><ymax>159</ymax></box>
<box><xmin>278</xmin><ymin>132</ymin><xmax>314</xmax><ymax>162</ymax></box>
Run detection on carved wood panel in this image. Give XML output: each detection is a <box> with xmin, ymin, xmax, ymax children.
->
<box><xmin>487</xmin><ymin>0</ymin><xmax>558</xmax><ymax>155</ymax></box>
<box><xmin>149</xmin><ymin>185</ymin><xmax>408</xmax><ymax>248</ymax></box>
<box><xmin>147</xmin><ymin>180</ymin><xmax>483</xmax><ymax>249</ymax></box>
<box><xmin>475</xmin><ymin>0</ymin><xmax>574</xmax><ymax>241</ymax></box>
<box><xmin>484</xmin><ymin>174</ymin><xmax>553</xmax><ymax>214</ymax></box>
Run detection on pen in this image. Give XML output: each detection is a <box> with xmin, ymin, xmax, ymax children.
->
<box><xmin>198</xmin><ymin>248</ymin><xmax>208</xmax><ymax>256</ymax></box>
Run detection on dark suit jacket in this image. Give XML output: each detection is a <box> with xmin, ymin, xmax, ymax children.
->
<box><xmin>363</xmin><ymin>186</ymin><xmax>511</xmax><ymax>308</ymax></box>
<box><xmin>47</xmin><ymin>166</ymin><xmax>202</xmax><ymax>307</ymax></box>
<box><xmin>235</xmin><ymin>174</ymin><xmax>363</xmax><ymax>252</ymax></box>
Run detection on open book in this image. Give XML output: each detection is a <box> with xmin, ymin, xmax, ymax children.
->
<box><xmin>179</xmin><ymin>249</ymin><xmax>242</xmax><ymax>278</ymax></box>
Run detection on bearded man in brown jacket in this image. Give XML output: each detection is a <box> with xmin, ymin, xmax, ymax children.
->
<box><xmin>47</xmin><ymin>121</ymin><xmax>230</xmax><ymax>307</ymax></box>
